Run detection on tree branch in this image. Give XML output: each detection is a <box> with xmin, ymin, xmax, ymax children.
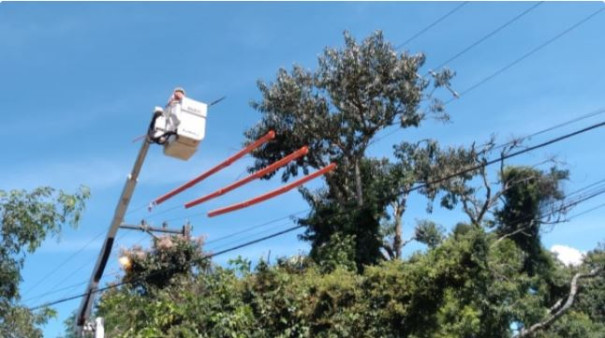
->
<box><xmin>475</xmin><ymin>165</ymin><xmax>492</xmax><ymax>224</ymax></box>
<box><xmin>492</xmin><ymin>220</ymin><xmax>535</xmax><ymax>247</ymax></box>
<box><xmin>515</xmin><ymin>267</ymin><xmax>603</xmax><ymax>338</ymax></box>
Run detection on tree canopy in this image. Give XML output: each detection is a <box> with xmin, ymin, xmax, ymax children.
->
<box><xmin>245</xmin><ymin>31</ymin><xmax>455</xmax><ymax>268</ymax></box>
<box><xmin>1</xmin><ymin>186</ymin><xmax>89</xmax><ymax>338</ymax></box>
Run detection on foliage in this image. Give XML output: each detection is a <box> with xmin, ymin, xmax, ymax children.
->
<box><xmin>94</xmin><ymin>225</ymin><xmax>604</xmax><ymax>337</ymax></box>
<box><xmin>0</xmin><ymin>186</ymin><xmax>89</xmax><ymax>337</ymax></box>
<box><xmin>245</xmin><ymin>31</ymin><xmax>455</xmax><ymax>268</ymax></box>
<box><xmin>119</xmin><ymin>234</ymin><xmax>208</xmax><ymax>293</ymax></box>
<box><xmin>413</xmin><ymin>219</ymin><xmax>445</xmax><ymax>248</ymax></box>
<box><xmin>495</xmin><ymin>166</ymin><xmax>568</xmax><ymax>276</ymax></box>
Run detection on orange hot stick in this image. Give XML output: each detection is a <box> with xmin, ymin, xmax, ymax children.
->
<box><xmin>151</xmin><ymin>130</ymin><xmax>275</xmax><ymax>207</ymax></box>
<box><xmin>207</xmin><ymin>163</ymin><xmax>336</xmax><ymax>217</ymax></box>
<box><xmin>185</xmin><ymin>146</ymin><xmax>309</xmax><ymax>208</ymax></box>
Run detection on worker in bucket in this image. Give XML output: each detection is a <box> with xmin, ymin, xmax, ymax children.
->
<box><xmin>167</xmin><ymin>87</ymin><xmax>186</xmax><ymax>106</ymax></box>
<box><xmin>147</xmin><ymin>87</ymin><xmax>187</xmax><ymax>145</ymax></box>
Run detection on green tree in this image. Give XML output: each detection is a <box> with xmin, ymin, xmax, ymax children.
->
<box><xmin>495</xmin><ymin>166</ymin><xmax>568</xmax><ymax>276</ymax></box>
<box><xmin>93</xmin><ymin>227</ymin><xmax>603</xmax><ymax>337</ymax></box>
<box><xmin>0</xmin><ymin>186</ymin><xmax>89</xmax><ymax>338</ymax></box>
<box><xmin>245</xmin><ymin>31</ymin><xmax>454</xmax><ymax>268</ymax></box>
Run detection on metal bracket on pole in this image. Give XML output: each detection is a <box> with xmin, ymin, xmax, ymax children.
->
<box><xmin>119</xmin><ymin>220</ymin><xmax>191</xmax><ymax>238</ymax></box>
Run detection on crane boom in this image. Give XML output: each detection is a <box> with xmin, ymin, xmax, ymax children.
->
<box><xmin>76</xmin><ymin>136</ymin><xmax>151</xmax><ymax>331</ymax></box>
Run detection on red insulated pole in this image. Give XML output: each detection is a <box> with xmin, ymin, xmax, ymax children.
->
<box><xmin>207</xmin><ymin>162</ymin><xmax>336</xmax><ymax>217</ymax></box>
<box><xmin>151</xmin><ymin>130</ymin><xmax>275</xmax><ymax>207</ymax></box>
<box><xmin>185</xmin><ymin>146</ymin><xmax>309</xmax><ymax>208</ymax></box>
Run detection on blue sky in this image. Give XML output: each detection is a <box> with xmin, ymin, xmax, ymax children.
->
<box><xmin>1</xmin><ymin>1</ymin><xmax>604</xmax><ymax>336</ymax></box>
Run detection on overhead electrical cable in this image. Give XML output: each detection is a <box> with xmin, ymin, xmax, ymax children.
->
<box><xmin>204</xmin><ymin>209</ymin><xmax>308</xmax><ymax>246</ymax></box>
<box><xmin>21</xmin><ymin>230</ymin><xmax>106</xmax><ymax>298</ymax></box>
<box><xmin>376</xmin><ymin>6</ymin><xmax>604</xmax><ymax>145</ymax></box>
<box><xmin>24</xmin><ymin>211</ymin><xmax>307</xmax><ymax>305</ymax></box>
<box><xmin>447</xmin><ymin>6</ymin><xmax>605</xmax><ymax>103</ymax></box>
<box><xmin>432</xmin><ymin>2</ymin><xmax>544</xmax><ymax>70</ymax></box>
<box><xmin>205</xmin><ymin>221</ymin><xmax>297</xmax><ymax>253</ymax></box>
<box><xmin>567</xmin><ymin>202</ymin><xmax>605</xmax><ymax>220</ymax></box>
<box><xmin>395</xmin><ymin>1</ymin><xmax>470</xmax><ymax>50</ymax></box>
<box><xmin>28</xmin><ymin>224</ymin><xmax>303</xmax><ymax>311</ymax></box>
<box><xmin>23</xmin><ymin>230</ymin><xmax>132</xmax><ymax>305</ymax></box>
<box><xmin>405</xmin><ymin>120</ymin><xmax>605</xmax><ymax>195</ymax></box>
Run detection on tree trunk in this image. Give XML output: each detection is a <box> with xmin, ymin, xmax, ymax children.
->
<box><xmin>392</xmin><ymin>193</ymin><xmax>408</xmax><ymax>259</ymax></box>
<box><xmin>393</xmin><ymin>205</ymin><xmax>402</xmax><ymax>259</ymax></box>
<box><xmin>354</xmin><ymin>159</ymin><xmax>364</xmax><ymax>207</ymax></box>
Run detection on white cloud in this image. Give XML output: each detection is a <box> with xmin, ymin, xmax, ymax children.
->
<box><xmin>550</xmin><ymin>244</ymin><xmax>585</xmax><ymax>266</ymax></box>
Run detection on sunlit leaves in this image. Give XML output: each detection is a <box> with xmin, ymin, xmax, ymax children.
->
<box><xmin>0</xmin><ymin>186</ymin><xmax>89</xmax><ymax>337</ymax></box>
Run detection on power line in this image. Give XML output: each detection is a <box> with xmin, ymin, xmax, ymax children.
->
<box><xmin>376</xmin><ymin>3</ymin><xmax>605</xmax><ymax>146</ymax></box>
<box><xmin>521</xmin><ymin>108</ymin><xmax>605</xmax><ymax>142</ymax></box>
<box><xmin>204</xmin><ymin>209</ymin><xmax>308</xmax><ymax>246</ymax></box>
<box><xmin>143</xmin><ymin>203</ymin><xmax>183</xmax><ymax>221</ymax></box>
<box><xmin>521</xmin><ymin>184</ymin><xmax>605</xmax><ymax>225</ymax></box>
<box><xmin>396</xmin><ymin>2</ymin><xmax>470</xmax><ymax>50</ymax></box>
<box><xmin>206</xmin><ymin>221</ymin><xmax>296</xmax><ymax>253</ymax></box>
<box><xmin>21</xmin><ymin>230</ymin><xmax>106</xmax><ymax>298</ymax></box>
<box><xmin>209</xmin><ymin>225</ymin><xmax>302</xmax><ymax>257</ymax></box>
<box><xmin>447</xmin><ymin>6</ymin><xmax>605</xmax><ymax>103</ymax></box>
<box><xmin>407</xmin><ymin>120</ymin><xmax>605</xmax><ymax>194</ymax></box>
<box><xmin>432</xmin><ymin>2</ymin><xmax>544</xmax><ymax>70</ymax></box>
<box><xmin>565</xmin><ymin>177</ymin><xmax>605</xmax><ymax>199</ymax></box>
<box><xmin>22</xmin><ymin>271</ymin><xmax>121</xmax><ymax>305</ymax></box>
<box><xmin>568</xmin><ymin>202</ymin><xmax>605</xmax><ymax>220</ymax></box>
<box><xmin>24</xmin><ymin>209</ymin><xmax>306</xmax><ymax>305</ymax></box>
<box><xmin>23</xmin><ymin>231</ymin><xmax>133</xmax><ymax>305</ymax></box>
<box><xmin>373</xmin><ymin>107</ymin><xmax>605</xmax><ymax>155</ymax></box>
<box><xmin>28</xmin><ymin>224</ymin><xmax>303</xmax><ymax>311</ymax></box>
